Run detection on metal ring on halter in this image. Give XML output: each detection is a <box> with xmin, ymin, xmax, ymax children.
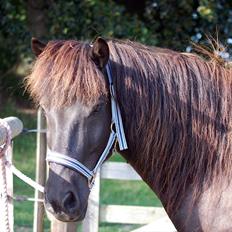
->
<box><xmin>110</xmin><ymin>122</ymin><xmax>116</xmax><ymax>133</ymax></box>
<box><xmin>88</xmin><ymin>172</ymin><xmax>97</xmax><ymax>189</ymax></box>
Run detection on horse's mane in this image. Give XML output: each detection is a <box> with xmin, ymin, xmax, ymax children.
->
<box><xmin>26</xmin><ymin>40</ymin><xmax>108</xmax><ymax>108</ymax></box>
<box><xmin>108</xmin><ymin>39</ymin><xmax>232</xmax><ymax>214</ymax></box>
<box><xmin>26</xmin><ymin>38</ymin><xmax>232</xmax><ymax>215</ymax></box>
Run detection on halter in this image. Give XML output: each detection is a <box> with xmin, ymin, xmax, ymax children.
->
<box><xmin>46</xmin><ymin>62</ymin><xmax>128</xmax><ymax>189</ymax></box>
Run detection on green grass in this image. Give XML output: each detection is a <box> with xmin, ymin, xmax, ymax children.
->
<box><xmin>1</xmin><ymin>100</ymin><xmax>162</xmax><ymax>232</ymax></box>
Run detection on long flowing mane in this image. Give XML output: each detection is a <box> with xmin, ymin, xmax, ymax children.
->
<box><xmin>26</xmin><ymin>40</ymin><xmax>108</xmax><ymax>108</ymax></box>
<box><xmin>26</xmin><ymin>39</ymin><xmax>232</xmax><ymax>215</ymax></box>
<box><xmin>107</xmin><ymin>40</ymin><xmax>232</xmax><ymax>214</ymax></box>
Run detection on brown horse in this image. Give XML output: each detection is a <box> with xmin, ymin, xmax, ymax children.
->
<box><xmin>26</xmin><ymin>37</ymin><xmax>232</xmax><ymax>231</ymax></box>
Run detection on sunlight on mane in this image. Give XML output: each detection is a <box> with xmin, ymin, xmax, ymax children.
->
<box><xmin>26</xmin><ymin>40</ymin><xmax>107</xmax><ymax>108</ymax></box>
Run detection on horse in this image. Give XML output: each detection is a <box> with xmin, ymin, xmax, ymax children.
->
<box><xmin>26</xmin><ymin>37</ymin><xmax>232</xmax><ymax>231</ymax></box>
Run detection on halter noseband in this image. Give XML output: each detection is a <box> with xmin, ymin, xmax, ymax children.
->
<box><xmin>46</xmin><ymin>63</ymin><xmax>128</xmax><ymax>189</ymax></box>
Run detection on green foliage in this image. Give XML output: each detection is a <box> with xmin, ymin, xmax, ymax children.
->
<box><xmin>47</xmin><ymin>0</ymin><xmax>153</xmax><ymax>43</ymax></box>
<box><xmin>0</xmin><ymin>0</ymin><xmax>30</xmax><ymax>73</ymax></box>
<box><xmin>0</xmin><ymin>0</ymin><xmax>152</xmax><ymax>101</ymax></box>
<box><xmin>196</xmin><ymin>0</ymin><xmax>232</xmax><ymax>44</ymax></box>
<box><xmin>0</xmin><ymin>0</ymin><xmax>31</xmax><ymax>102</ymax></box>
<box><xmin>145</xmin><ymin>1</ymin><xmax>197</xmax><ymax>50</ymax></box>
<box><xmin>0</xmin><ymin>0</ymin><xmax>231</xmax><ymax>101</ymax></box>
<box><xmin>144</xmin><ymin>0</ymin><xmax>232</xmax><ymax>51</ymax></box>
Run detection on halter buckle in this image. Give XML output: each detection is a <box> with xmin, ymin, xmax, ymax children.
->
<box><xmin>88</xmin><ymin>173</ymin><xmax>97</xmax><ymax>189</ymax></box>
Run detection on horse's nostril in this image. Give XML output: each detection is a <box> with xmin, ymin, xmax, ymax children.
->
<box><xmin>62</xmin><ymin>191</ymin><xmax>79</xmax><ymax>214</ymax></box>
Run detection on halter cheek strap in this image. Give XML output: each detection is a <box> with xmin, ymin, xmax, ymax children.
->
<box><xmin>46</xmin><ymin>131</ymin><xmax>116</xmax><ymax>189</ymax></box>
<box><xmin>46</xmin><ymin>63</ymin><xmax>128</xmax><ymax>189</ymax></box>
<box><xmin>106</xmin><ymin>63</ymin><xmax>128</xmax><ymax>150</ymax></box>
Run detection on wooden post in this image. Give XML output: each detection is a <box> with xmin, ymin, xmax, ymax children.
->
<box><xmin>0</xmin><ymin>117</ymin><xmax>23</xmax><ymax>232</ymax></box>
<box><xmin>82</xmin><ymin>171</ymin><xmax>100</xmax><ymax>232</ymax></box>
<box><xmin>6</xmin><ymin>143</ymin><xmax>14</xmax><ymax>232</ymax></box>
<box><xmin>50</xmin><ymin>172</ymin><xmax>100</xmax><ymax>232</ymax></box>
<box><xmin>33</xmin><ymin>108</ymin><xmax>47</xmax><ymax>232</ymax></box>
<box><xmin>0</xmin><ymin>117</ymin><xmax>23</xmax><ymax>146</ymax></box>
<box><xmin>0</xmin><ymin>143</ymin><xmax>14</xmax><ymax>232</ymax></box>
<box><xmin>51</xmin><ymin>220</ymin><xmax>78</xmax><ymax>232</ymax></box>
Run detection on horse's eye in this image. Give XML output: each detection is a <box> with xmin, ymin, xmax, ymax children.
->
<box><xmin>91</xmin><ymin>103</ymin><xmax>103</xmax><ymax>114</ymax></box>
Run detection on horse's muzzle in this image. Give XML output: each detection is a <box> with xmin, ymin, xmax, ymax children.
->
<box><xmin>44</xmin><ymin>189</ymin><xmax>86</xmax><ymax>222</ymax></box>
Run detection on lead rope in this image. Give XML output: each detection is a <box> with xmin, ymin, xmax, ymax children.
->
<box><xmin>0</xmin><ymin>120</ymin><xmax>12</xmax><ymax>232</ymax></box>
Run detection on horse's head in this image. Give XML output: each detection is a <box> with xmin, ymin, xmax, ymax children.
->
<box><xmin>30</xmin><ymin>38</ymin><xmax>112</xmax><ymax>221</ymax></box>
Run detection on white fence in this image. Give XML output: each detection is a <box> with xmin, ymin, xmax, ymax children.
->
<box><xmin>82</xmin><ymin>162</ymin><xmax>176</xmax><ymax>232</ymax></box>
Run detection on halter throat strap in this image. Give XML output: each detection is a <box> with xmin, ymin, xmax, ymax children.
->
<box><xmin>46</xmin><ymin>63</ymin><xmax>128</xmax><ymax>189</ymax></box>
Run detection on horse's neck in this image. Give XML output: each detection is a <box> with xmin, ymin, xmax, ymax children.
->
<box><xmin>119</xmin><ymin>149</ymin><xmax>159</xmax><ymax>193</ymax></box>
<box><xmin>112</xmin><ymin>63</ymin><xmax>166</xmax><ymax>193</ymax></box>
<box><xmin>170</xmin><ymin>176</ymin><xmax>232</xmax><ymax>231</ymax></box>
<box><xmin>112</xmin><ymin>47</ymin><xmax>232</xmax><ymax>231</ymax></box>
<box><xmin>120</xmin><ymin>144</ymin><xmax>232</xmax><ymax>231</ymax></box>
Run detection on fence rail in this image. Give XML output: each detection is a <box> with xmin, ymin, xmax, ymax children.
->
<box><xmin>83</xmin><ymin>161</ymin><xmax>177</xmax><ymax>232</ymax></box>
<box><xmin>100</xmin><ymin>162</ymin><xmax>141</xmax><ymax>180</ymax></box>
<box><xmin>100</xmin><ymin>205</ymin><xmax>167</xmax><ymax>224</ymax></box>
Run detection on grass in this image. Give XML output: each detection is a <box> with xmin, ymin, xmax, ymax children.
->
<box><xmin>1</xmin><ymin>100</ymin><xmax>162</xmax><ymax>232</ymax></box>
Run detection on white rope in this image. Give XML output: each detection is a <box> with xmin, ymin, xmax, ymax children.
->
<box><xmin>11</xmin><ymin>195</ymin><xmax>44</xmax><ymax>202</ymax></box>
<box><xmin>0</xmin><ymin>119</ymin><xmax>44</xmax><ymax>232</ymax></box>
<box><xmin>0</xmin><ymin>120</ymin><xmax>12</xmax><ymax>232</ymax></box>
<box><xmin>5</xmin><ymin>161</ymin><xmax>44</xmax><ymax>193</ymax></box>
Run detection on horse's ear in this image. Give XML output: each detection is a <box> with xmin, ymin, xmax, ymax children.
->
<box><xmin>90</xmin><ymin>37</ymin><xmax>109</xmax><ymax>68</ymax></box>
<box><xmin>31</xmin><ymin>37</ymin><xmax>46</xmax><ymax>57</ymax></box>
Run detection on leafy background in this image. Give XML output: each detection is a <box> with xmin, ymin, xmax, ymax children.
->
<box><xmin>1</xmin><ymin>0</ymin><xmax>232</xmax><ymax>80</ymax></box>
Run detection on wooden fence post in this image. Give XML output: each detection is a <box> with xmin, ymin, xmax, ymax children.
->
<box><xmin>0</xmin><ymin>142</ymin><xmax>14</xmax><ymax>232</ymax></box>
<box><xmin>6</xmin><ymin>143</ymin><xmax>14</xmax><ymax>232</ymax></box>
<box><xmin>33</xmin><ymin>108</ymin><xmax>47</xmax><ymax>232</ymax></box>
<box><xmin>82</xmin><ymin>171</ymin><xmax>100</xmax><ymax>232</ymax></box>
<box><xmin>0</xmin><ymin>117</ymin><xmax>23</xmax><ymax>232</ymax></box>
<box><xmin>51</xmin><ymin>220</ymin><xmax>78</xmax><ymax>232</ymax></box>
<box><xmin>0</xmin><ymin>117</ymin><xmax>23</xmax><ymax>145</ymax></box>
